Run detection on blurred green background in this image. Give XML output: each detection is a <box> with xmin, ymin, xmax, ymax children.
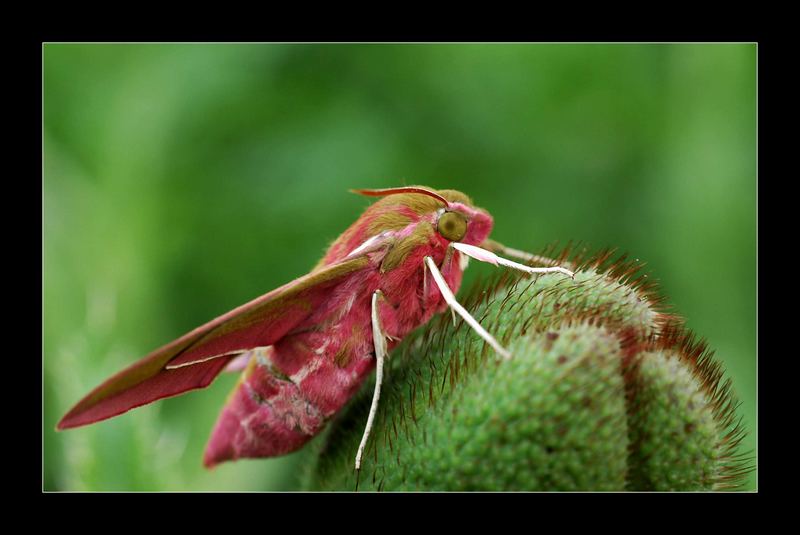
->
<box><xmin>43</xmin><ymin>44</ymin><xmax>756</xmax><ymax>491</ymax></box>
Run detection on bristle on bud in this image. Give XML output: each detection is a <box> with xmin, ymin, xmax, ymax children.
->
<box><xmin>350</xmin><ymin>187</ymin><xmax>451</xmax><ymax>207</ymax></box>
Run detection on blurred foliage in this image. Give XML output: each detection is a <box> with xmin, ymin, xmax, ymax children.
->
<box><xmin>43</xmin><ymin>43</ymin><xmax>756</xmax><ymax>491</ymax></box>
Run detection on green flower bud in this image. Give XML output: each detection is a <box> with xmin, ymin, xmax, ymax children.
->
<box><xmin>304</xmin><ymin>248</ymin><xmax>752</xmax><ymax>491</ymax></box>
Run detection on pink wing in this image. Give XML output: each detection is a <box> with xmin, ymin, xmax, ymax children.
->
<box><xmin>57</xmin><ymin>256</ymin><xmax>370</xmax><ymax>430</ymax></box>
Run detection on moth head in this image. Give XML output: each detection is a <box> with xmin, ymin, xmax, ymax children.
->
<box><xmin>316</xmin><ymin>186</ymin><xmax>494</xmax><ymax>272</ymax></box>
<box><xmin>341</xmin><ymin>186</ymin><xmax>493</xmax><ymax>273</ymax></box>
<box><xmin>432</xmin><ymin>201</ymin><xmax>493</xmax><ymax>248</ymax></box>
<box><xmin>351</xmin><ymin>186</ymin><xmax>493</xmax><ymax>248</ymax></box>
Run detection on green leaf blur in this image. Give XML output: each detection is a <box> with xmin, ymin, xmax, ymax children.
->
<box><xmin>43</xmin><ymin>43</ymin><xmax>756</xmax><ymax>491</ymax></box>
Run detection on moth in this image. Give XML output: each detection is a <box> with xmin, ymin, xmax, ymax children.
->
<box><xmin>58</xmin><ymin>186</ymin><xmax>574</xmax><ymax>470</ymax></box>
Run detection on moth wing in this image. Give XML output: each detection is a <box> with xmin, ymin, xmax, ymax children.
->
<box><xmin>57</xmin><ymin>256</ymin><xmax>371</xmax><ymax>430</ymax></box>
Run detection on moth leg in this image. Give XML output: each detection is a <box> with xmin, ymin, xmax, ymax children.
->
<box><xmin>222</xmin><ymin>351</ymin><xmax>254</xmax><ymax>373</ymax></box>
<box><xmin>355</xmin><ymin>290</ymin><xmax>389</xmax><ymax>472</ymax></box>
<box><xmin>441</xmin><ymin>247</ymin><xmax>459</xmax><ymax>325</ymax></box>
<box><xmin>454</xmin><ymin>242</ymin><xmax>575</xmax><ymax>279</ymax></box>
<box><xmin>424</xmin><ymin>256</ymin><xmax>512</xmax><ymax>360</ymax></box>
<box><xmin>480</xmin><ymin>238</ymin><xmax>575</xmax><ymax>274</ymax></box>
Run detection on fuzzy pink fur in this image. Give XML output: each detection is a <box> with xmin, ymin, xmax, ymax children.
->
<box><xmin>204</xmin><ymin>201</ymin><xmax>493</xmax><ymax>467</ymax></box>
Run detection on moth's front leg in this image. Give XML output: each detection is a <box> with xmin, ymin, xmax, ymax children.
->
<box><xmin>479</xmin><ymin>238</ymin><xmax>575</xmax><ymax>276</ymax></box>
<box><xmin>458</xmin><ymin>240</ymin><xmax>575</xmax><ymax>278</ymax></box>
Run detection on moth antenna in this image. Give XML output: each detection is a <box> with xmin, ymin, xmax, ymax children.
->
<box><xmin>355</xmin><ymin>290</ymin><xmax>389</xmax><ymax>472</ymax></box>
<box><xmin>424</xmin><ymin>256</ymin><xmax>512</xmax><ymax>360</ymax></box>
<box><xmin>350</xmin><ymin>186</ymin><xmax>451</xmax><ymax>207</ymax></box>
<box><xmin>453</xmin><ymin>242</ymin><xmax>575</xmax><ymax>279</ymax></box>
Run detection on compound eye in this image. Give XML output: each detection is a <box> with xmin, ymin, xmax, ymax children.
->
<box><xmin>437</xmin><ymin>211</ymin><xmax>468</xmax><ymax>242</ymax></box>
